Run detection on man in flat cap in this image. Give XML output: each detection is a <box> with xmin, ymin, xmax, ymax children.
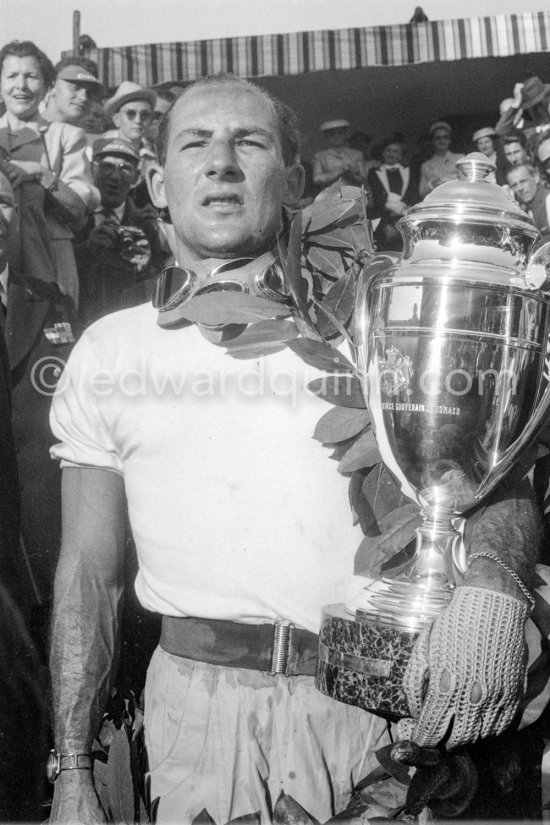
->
<box><xmin>313</xmin><ymin>118</ymin><xmax>367</xmax><ymax>189</ymax></box>
<box><xmin>75</xmin><ymin>137</ymin><xmax>162</xmax><ymax>325</ymax></box>
<box><xmin>43</xmin><ymin>57</ymin><xmax>105</xmax><ymax>127</ymax></box>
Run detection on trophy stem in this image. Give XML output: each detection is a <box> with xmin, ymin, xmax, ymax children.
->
<box><xmin>354</xmin><ymin>507</ymin><xmax>458</xmax><ymax>632</ymax></box>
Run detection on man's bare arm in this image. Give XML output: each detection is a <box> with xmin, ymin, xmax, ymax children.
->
<box><xmin>463</xmin><ymin>475</ymin><xmax>542</xmax><ymax>602</ymax></box>
<box><xmin>49</xmin><ymin>467</ymin><xmax>126</xmax><ymax>823</ymax></box>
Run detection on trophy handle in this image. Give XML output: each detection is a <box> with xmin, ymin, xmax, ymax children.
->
<box><xmin>476</xmin><ymin>379</ymin><xmax>550</xmax><ymax>501</ymax></box>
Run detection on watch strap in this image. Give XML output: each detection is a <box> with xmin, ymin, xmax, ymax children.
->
<box><xmin>59</xmin><ymin>752</ymin><xmax>93</xmax><ymax>772</ymax></box>
<box><xmin>47</xmin><ymin>749</ymin><xmax>93</xmax><ymax>782</ymax></box>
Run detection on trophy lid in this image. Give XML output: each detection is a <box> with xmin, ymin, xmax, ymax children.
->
<box><xmin>399</xmin><ymin>152</ymin><xmax>539</xmax><ymax>268</ymax></box>
<box><xmin>404</xmin><ymin>152</ymin><xmax>537</xmax><ymax>235</ymax></box>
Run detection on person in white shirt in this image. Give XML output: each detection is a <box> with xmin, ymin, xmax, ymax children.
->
<box><xmin>48</xmin><ymin>75</ymin><xmax>542</xmax><ymax>825</ymax></box>
<box><xmin>419</xmin><ymin>120</ymin><xmax>463</xmax><ymax>198</ymax></box>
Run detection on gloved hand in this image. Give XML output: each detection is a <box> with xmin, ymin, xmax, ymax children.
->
<box><xmin>402</xmin><ymin>585</ymin><xmax>529</xmax><ymax>750</ymax></box>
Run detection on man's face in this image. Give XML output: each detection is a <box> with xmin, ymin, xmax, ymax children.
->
<box><xmin>50</xmin><ymin>77</ymin><xmax>93</xmax><ymax>123</ymax></box>
<box><xmin>0</xmin><ymin>172</ymin><xmax>16</xmax><ymax>270</ymax></box>
<box><xmin>324</xmin><ymin>127</ymin><xmax>347</xmax><ymax>148</ymax></box>
<box><xmin>93</xmin><ymin>153</ymin><xmax>138</xmax><ymax>208</ymax></box>
<box><xmin>507</xmin><ymin>166</ymin><xmax>538</xmax><ymax>204</ymax></box>
<box><xmin>383</xmin><ymin>142</ymin><xmax>402</xmax><ymax>165</ymax></box>
<box><xmin>504</xmin><ymin>141</ymin><xmax>528</xmax><ymax>167</ymax></box>
<box><xmin>475</xmin><ymin>135</ymin><xmax>495</xmax><ymax>157</ymax></box>
<box><xmin>113</xmin><ymin>100</ymin><xmax>153</xmax><ymax>144</ymax></box>
<box><xmin>432</xmin><ymin>129</ymin><xmax>451</xmax><ymax>151</ymax></box>
<box><xmin>149</xmin><ymin>83</ymin><xmax>302</xmax><ymax>262</ymax></box>
<box><xmin>147</xmin><ymin>96</ymin><xmax>172</xmax><ymax>143</ymax></box>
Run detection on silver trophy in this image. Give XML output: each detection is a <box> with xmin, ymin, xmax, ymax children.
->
<box><xmin>316</xmin><ymin>154</ymin><xmax>550</xmax><ymax>717</ymax></box>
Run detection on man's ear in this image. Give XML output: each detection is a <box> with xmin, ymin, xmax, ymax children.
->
<box><xmin>283</xmin><ymin>163</ymin><xmax>306</xmax><ymax>208</ymax></box>
<box><xmin>146</xmin><ymin>162</ymin><xmax>168</xmax><ymax>210</ymax></box>
<box><xmin>112</xmin><ymin>111</ymin><xmax>122</xmax><ymax>129</ymax></box>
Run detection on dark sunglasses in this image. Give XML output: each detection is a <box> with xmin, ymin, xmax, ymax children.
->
<box><xmin>122</xmin><ymin>109</ymin><xmax>152</xmax><ymax>123</ymax></box>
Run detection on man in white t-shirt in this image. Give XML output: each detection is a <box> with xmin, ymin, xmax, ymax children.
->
<box><xmin>48</xmin><ymin>76</ymin><xmax>541</xmax><ymax>824</ymax></box>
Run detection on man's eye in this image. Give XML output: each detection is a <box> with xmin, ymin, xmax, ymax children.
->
<box><xmin>180</xmin><ymin>140</ymin><xmax>207</xmax><ymax>150</ymax></box>
<box><xmin>237</xmin><ymin>139</ymin><xmax>265</xmax><ymax>149</ymax></box>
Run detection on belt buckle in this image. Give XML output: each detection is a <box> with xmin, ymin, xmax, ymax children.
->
<box><xmin>270</xmin><ymin>621</ymin><xmax>294</xmax><ymax>675</ymax></box>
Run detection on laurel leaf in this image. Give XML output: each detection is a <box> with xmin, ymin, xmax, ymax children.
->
<box><xmin>313</xmin><ymin>406</ymin><xmax>369</xmax><ymax>444</ymax></box>
<box><xmin>286</xmin><ymin>338</ymin><xmax>355</xmax><ymax>373</ymax></box>
<box><xmin>338</xmin><ymin>430</ymin><xmax>381</xmax><ymax>473</ymax></box>
<box><xmin>308</xmin><ymin>374</ymin><xmax>366</xmax><ymax>408</ymax></box>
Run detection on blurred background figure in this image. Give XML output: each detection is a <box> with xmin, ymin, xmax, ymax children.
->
<box><xmin>502</xmin><ymin>128</ymin><xmax>531</xmax><ymax>168</ymax></box>
<box><xmin>146</xmin><ymin>87</ymin><xmax>176</xmax><ymax>149</ymax></box>
<box><xmin>367</xmin><ymin>136</ymin><xmax>418</xmax><ymax>251</ymax></box>
<box><xmin>419</xmin><ymin>120</ymin><xmax>463</xmax><ymax>197</ymax></box>
<box><xmin>313</xmin><ymin>118</ymin><xmax>367</xmax><ymax>189</ymax></box>
<box><xmin>0</xmin><ymin>169</ymin><xmax>47</xmax><ymax>822</ymax></box>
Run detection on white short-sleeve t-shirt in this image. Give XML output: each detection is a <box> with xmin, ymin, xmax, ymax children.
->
<box><xmin>50</xmin><ymin>303</ymin><xmax>365</xmax><ymax>633</ymax></box>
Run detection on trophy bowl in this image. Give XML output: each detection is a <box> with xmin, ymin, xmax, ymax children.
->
<box><xmin>316</xmin><ymin>154</ymin><xmax>550</xmax><ymax>718</ymax></box>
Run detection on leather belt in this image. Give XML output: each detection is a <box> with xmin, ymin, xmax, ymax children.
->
<box><xmin>160</xmin><ymin>616</ymin><xmax>319</xmax><ymax>676</ymax></box>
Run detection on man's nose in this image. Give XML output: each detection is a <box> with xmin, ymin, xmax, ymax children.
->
<box><xmin>204</xmin><ymin>139</ymin><xmax>242</xmax><ymax>179</ymax></box>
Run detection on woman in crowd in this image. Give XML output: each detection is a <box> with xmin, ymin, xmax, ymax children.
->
<box><xmin>0</xmin><ymin>40</ymin><xmax>99</xmax><ymax>309</ymax></box>
<box><xmin>419</xmin><ymin>120</ymin><xmax>463</xmax><ymax>198</ymax></box>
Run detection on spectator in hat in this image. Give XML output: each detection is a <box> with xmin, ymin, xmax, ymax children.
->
<box><xmin>496</xmin><ymin>78</ymin><xmax>550</xmax><ymax>154</ymax></box>
<box><xmin>75</xmin><ymin>137</ymin><xmax>162</xmax><ymax>325</ymax></box>
<box><xmin>495</xmin><ymin>95</ymin><xmax>525</xmax><ymax>135</ymax></box>
<box><xmin>102</xmin><ymin>80</ymin><xmax>157</xmax><ymax>177</ymax></box>
<box><xmin>471</xmin><ymin>127</ymin><xmax>507</xmax><ymax>185</ymax></box>
<box><xmin>312</xmin><ymin>118</ymin><xmax>367</xmax><ymax>189</ymax></box>
<box><xmin>42</xmin><ymin>57</ymin><xmax>104</xmax><ymax>127</ymax></box>
<box><xmin>419</xmin><ymin>120</ymin><xmax>463</xmax><ymax>198</ymax></box>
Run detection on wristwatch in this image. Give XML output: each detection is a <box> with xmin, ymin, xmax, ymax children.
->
<box><xmin>46</xmin><ymin>749</ymin><xmax>93</xmax><ymax>782</ymax></box>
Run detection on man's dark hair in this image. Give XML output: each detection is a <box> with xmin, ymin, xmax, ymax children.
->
<box><xmin>0</xmin><ymin>40</ymin><xmax>55</xmax><ymax>87</ymax></box>
<box><xmin>502</xmin><ymin>129</ymin><xmax>528</xmax><ymax>149</ymax></box>
<box><xmin>157</xmin><ymin>73</ymin><xmax>301</xmax><ymax>167</ymax></box>
<box><xmin>54</xmin><ymin>55</ymin><xmax>99</xmax><ymax>79</ymax></box>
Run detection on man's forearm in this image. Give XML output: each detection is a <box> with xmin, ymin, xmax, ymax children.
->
<box><xmin>462</xmin><ymin>476</ymin><xmax>542</xmax><ymax>600</ymax></box>
<box><xmin>50</xmin><ymin>468</ymin><xmax>126</xmax><ymax>752</ymax></box>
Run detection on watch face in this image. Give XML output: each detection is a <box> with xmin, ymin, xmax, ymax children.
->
<box><xmin>46</xmin><ymin>750</ymin><xmax>59</xmax><ymax>782</ymax></box>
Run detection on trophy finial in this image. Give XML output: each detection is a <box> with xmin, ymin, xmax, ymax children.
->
<box><xmin>456</xmin><ymin>152</ymin><xmax>496</xmax><ymax>182</ymax></box>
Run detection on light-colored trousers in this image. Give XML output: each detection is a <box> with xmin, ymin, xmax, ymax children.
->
<box><xmin>144</xmin><ymin>646</ymin><xmax>392</xmax><ymax>824</ymax></box>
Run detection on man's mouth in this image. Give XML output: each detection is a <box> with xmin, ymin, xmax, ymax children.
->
<box><xmin>202</xmin><ymin>194</ymin><xmax>243</xmax><ymax>209</ymax></box>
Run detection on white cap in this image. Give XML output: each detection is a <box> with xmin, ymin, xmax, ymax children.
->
<box><xmin>473</xmin><ymin>127</ymin><xmax>496</xmax><ymax>143</ymax></box>
<box><xmin>320</xmin><ymin>119</ymin><xmax>350</xmax><ymax>132</ymax></box>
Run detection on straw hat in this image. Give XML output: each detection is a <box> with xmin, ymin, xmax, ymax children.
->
<box><xmin>104</xmin><ymin>81</ymin><xmax>156</xmax><ymax>119</ymax></box>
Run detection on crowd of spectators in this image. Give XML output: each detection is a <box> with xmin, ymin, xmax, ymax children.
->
<box><xmin>2</xmin><ymin>34</ymin><xmax>550</xmax><ymax>819</ymax></box>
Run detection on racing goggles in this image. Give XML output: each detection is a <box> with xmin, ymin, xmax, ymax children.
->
<box><xmin>153</xmin><ymin>254</ymin><xmax>290</xmax><ymax>317</ymax></box>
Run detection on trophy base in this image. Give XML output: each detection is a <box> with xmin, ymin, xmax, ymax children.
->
<box><xmin>316</xmin><ymin>603</ymin><xmax>419</xmax><ymax>720</ymax></box>
<box><xmin>316</xmin><ymin>580</ymin><xmax>453</xmax><ymax>718</ymax></box>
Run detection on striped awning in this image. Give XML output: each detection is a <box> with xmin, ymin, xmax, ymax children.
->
<box><xmin>83</xmin><ymin>11</ymin><xmax>550</xmax><ymax>88</ymax></box>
